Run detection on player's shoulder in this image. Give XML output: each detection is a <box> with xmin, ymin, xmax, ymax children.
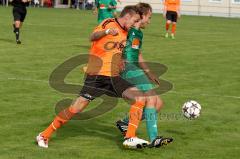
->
<box><xmin>129</xmin><ymin>28</ymin><xmax>142</xmax><ymax>36</ymax></box>
<box><xmin>100</xmin><ymin>18</ymin><xmax>117</xmax><ymax>29</ymax></box>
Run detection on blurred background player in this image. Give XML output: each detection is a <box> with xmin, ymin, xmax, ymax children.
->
<box><xmin>36</xmin><ymin>5</ymin><xmax>150</xmax><ymax>149</ymax></box>
<box><xmin>163</xmin><ymin>0</ymin><xmax>180</xmax><ymax>39</ymax></box>
<box><xmin>116</xmin><ymin>3</ymin><xmax>173</xmax><ymax>148</ymax></box>
<box><xmin>11</xmin><ymin>0</ymin><xmax>30</xmax><ymax>44</ymax></box>
<box><xmin>94</xmin><ymin>0</ymin><xmax>118</xmax><ymax>24</ymax></box>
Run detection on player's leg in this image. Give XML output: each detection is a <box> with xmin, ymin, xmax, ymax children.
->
<box><xmin>121</xmin><ymin>87</ymin><xmax>150</xmax><ymax>148</ymax></box>
<box><xmin>144</xmin><ymin>91</ymin><xmax>159</xmax><ymax>142</ymax></box>
<box><xmin>36</xmin><ymin>96</ymin><xmax>90</xmax><ymax>148</ymax></box>
<box><xmin>12</xmin><ymin>8</ymin><xmax>26</xmax><ymax>44</ymax></box>
<box><xmin>12</xmin><ymin>7</ymin><xmax>21</xmax><ymax>44</ymax></box>
<box><xmin>165</xmin><ymin>11</ymin><xmax>172</xmax><ymax>38</ymax></box>
<box><xmin>37</xmin><ymin>75</ymin><xmax>103</xmax><ymax>148</ymax></box>
<box><xmin>170</xmin><ymin>12</ymin><xmax>178</xmax><ymax>39</ymax></box>
<box><xmin>112</xmin><ymin>77</ymin><xmax>149</xmax><ymax>148</ymax></box>
<box><xmin>122</xmin><ymin>87</ymin><xmax>146</xmax><ymax>138</ymax></box>
<box><xmin>117</xmin><ymin>68</ymin><xmax>153</xmax><ymax>134</ymax></box>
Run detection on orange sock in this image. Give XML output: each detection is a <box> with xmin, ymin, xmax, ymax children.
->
<box><xmin>40</xmin><ymin>107</ymin><xmax>78</xmax><ymax>139</ymax></box>
<box><xmin>166</xmin><ymin>23</ymin><xmax>170</xmax><ymax>31</ymax></box>
<box><xmin>125</xmin><ymin>101</ymin><xmax>145</xmax><ymax>138</ymax></box>
<box><xmin>172</xmin><ymin>23</ymin><xmax>176</xmax><ymax>34</ymax></box>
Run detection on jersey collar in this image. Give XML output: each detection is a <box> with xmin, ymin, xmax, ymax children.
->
<box><xmin>115</xmin><ymin>18</ymin><xmax>127</xmax><ymax>31</ymax></box>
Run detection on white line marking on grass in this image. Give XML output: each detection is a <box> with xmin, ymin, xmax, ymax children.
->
<box><xmin>169</xmin><ymin>90</ymin><xmax>240</xmax><ymax>99</ymax></box>
<box><xmin>5</xmin><ymin>77</ymin><xmax>49</xmax><ymax>84</ymax></box>
<box><xmin>1</xmin><ymin>77</ymin><xmax>240</xmax><ymax>99</ymax></box>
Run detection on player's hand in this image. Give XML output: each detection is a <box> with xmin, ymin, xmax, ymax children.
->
<box><xmin>93</xmin><ymin>8</ymin><xmax>98</xmax><ymax>15</ymax></box>
<box><xmin>119</xmin><ymin>59</ymin><xmax>126</xmax><ymax>72</ymax></box>
<box><xmin>108</xmin><ymin>5</ymin><xmax>116</xmax><ymax>9</ymax></box>
<box><xmin>163</xmin><ymin>13</ymin><xmax>166</xmax><ymax>18</ymax></box>
<box><xmin>177</xmin><ymin>13</ymin><xmax>181</xmax><ymax>19</ymax></box>
<box><xmin>106</xmin><ymin>28</ymin><xmax>118</xmax><ymax>36</ymax></box>
<box><xmin>147</xmin><ymin>72</ymin><xmax>161</xmax><ymax>86</ymax></box>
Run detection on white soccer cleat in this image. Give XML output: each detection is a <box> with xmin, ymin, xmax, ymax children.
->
<box><xmin>36</xmin><ymin>134</ymin><xmax>48</xmax><ymax>148</ymax></box>
<box><xmin>123</xmin><ymin>137</ymin><xmax>149</xmax><ymax>149</ymax></box>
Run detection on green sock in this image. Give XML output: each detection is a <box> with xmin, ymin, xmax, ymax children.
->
<box><xmin>145</xmin><ymin>107</ymin><xmax>158</xmax><ymax>142</ymax></box>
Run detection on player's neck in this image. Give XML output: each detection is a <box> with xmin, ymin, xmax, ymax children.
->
<box><xmin>116</xmin><ymin>18</ymin><xmax>127</xmax><ymax>31</ymax></box>
<box><xmin>134</xmin><ymin>24</ymin><xmax>141</xmax><ymax>30</ymax></box>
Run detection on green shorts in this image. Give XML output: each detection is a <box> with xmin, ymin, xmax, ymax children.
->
<box><xmin>120</xmin><ymin>63</ymin><xmax>154</xmax><ymax>92</ymax></box>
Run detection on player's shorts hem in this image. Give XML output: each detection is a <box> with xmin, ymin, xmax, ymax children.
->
<box><xmin>166</xmin><ymin>11</ymin><xmax>177</xmax><ymax>22</ymax></box>
<box><xmin>79</xmin><ymin>75</ymin><xmax>133</xmax><ymax>100</ymax></box>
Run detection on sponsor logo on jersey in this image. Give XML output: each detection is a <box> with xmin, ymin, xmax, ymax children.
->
<box><xmin>132</xmin><ymin>38</ymin><xmax>140</xmax><ymax>49</ymax></box>
<box><xmin>100</xmin><ymin>4</ymin><xmax>106</xmax><ymax>9</ymax></box>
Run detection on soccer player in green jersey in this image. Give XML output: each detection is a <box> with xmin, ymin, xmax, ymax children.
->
<box><xmin>116</xmin><ymin>3</ymin><xmax>173</xmax><ymax>148</ymax></box>
<box><xmin>95</xmin><ymin>0</ymin><xmax>117</xmax><ymax>24</ymax></box>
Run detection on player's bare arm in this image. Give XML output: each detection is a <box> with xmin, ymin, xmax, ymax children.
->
<box><xmin>163</xmin><ymin>3</ymin><xmax>167</xmax><ymax>18</ymax></box>
<box><xmin>90</xmin><ymin>28</ymin><xmax>118</xmax><ymax>41</ymax></box>
<box><xmin>138</xmin><ymin>52</ymin><xmax>160</xmax><ymax>85</ymax></box>
<box><xmin>177</xmin><ymin>9</ymin><xmax>181</xmax><ymax>18</ymax></box>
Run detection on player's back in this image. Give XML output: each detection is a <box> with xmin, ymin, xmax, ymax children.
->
<box><xmin>164</xmin><ymin>0</ymin><xmax>180</xmax><ymax>12</ymax></box>
<box><xmin>86</xmin><ymin>18</ymin><xmax>128</xmax><ymax>77</ymax></box>
<box><xmin>12</xmin><ymin>0</ymin><xmax>28</xmax><ymax>8</ymax></box>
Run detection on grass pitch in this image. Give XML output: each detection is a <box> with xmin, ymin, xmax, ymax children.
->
<box><xmin>0</xmin><ymin>6</ymin><xmax>240</xmax><ymax>159</ymax></box>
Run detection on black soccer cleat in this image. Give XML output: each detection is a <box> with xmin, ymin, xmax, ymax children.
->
<box><xmin>16</xmin><ymin>40</ymin><xmax>21</xmax><ymax>44</ymax></box>
<box><xmin>148</xmin><ymin>136</ymin><xmax>173</xmax><ymax>148</ymax></box>
<box><xmin>116</xmin><ymin>120</ymin><xmax>128</xmax><ymax>136</ymax></box>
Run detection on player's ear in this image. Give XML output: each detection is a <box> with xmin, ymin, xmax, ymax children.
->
<box><xmin>124</xmin><ymin>13</ymin><xmax>131</xmax><ymax>20</ymax></box>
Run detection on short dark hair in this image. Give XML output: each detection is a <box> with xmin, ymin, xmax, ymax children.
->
<box><xmin>136</xmin><ymin>3</ymin><xmax>152</xmax><ymax>16</ymax></box>
<box><xmin>120</xmin><ymin>5</ymin><xmax>139</xmax><ymax>17</ymax></box>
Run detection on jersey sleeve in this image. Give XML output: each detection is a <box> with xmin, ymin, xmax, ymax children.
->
<box><xmin>93</xmin><ymin>19</ymin><xmax>115</xmax><ymax>33</ymax></box>
<box><xmin>177</xmin><ymin>0</ymin><xmax>180</xmax><ymax>9</ymax></box>
<box><xmin>130</xmin><ymin>30</ymin><xmax>140</xmax><ymax>50</ymax></box>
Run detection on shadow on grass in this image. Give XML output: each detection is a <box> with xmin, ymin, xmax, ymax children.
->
<box><xmin>0</xmin><ymin>38</ymin><xmax>15</xmax><ymax>44</ymax></box>
<box><xmin>41</xmin><ymin>119</ymin><xmax>125</xmax><ymax>148</ymax></box>
<box><xmin>165</xmin><ymin>129</ymin><xmax>186</xmax><ymax>136</ymax></box>
<box><xmin>41</xmin><ymin>120</ymin><xmax>149</xmax><ymax>152</ymax></box>
<box><xmin>72</xmin><ymin>44</ymin><xmax>90</xmax><ymax>49</ymax></box>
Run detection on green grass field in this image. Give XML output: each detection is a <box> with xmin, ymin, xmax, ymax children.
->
<box><xmin>0</xmin><ymin>6</ymin><xmax>240</xmax><ymax>159</ymax></box>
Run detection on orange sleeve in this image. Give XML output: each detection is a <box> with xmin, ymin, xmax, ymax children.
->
<box><xmin>93</xmin><ymin>18</ymin><xmax>115</xmax><ymax>33</ymax></box>
<box><xmin>177</xmin><ymin>0</ymin><xmax>180</xmax><ymax>6</ymax></box>
<box><xmin>164</xmin><ymin>0</ymin><xmax>168</xmax><ymax>7</ymax></box>
<box><xmin>177</xmin><ymin>0</ymin><xmax>180</xmax><ymax>10</ymax></box>
<box><xmin>92</xmin><ymin>24</ymin><xmax>104</xmax><ymax>33</ymax></box>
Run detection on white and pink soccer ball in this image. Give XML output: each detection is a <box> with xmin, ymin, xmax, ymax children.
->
<box><xmin>182</xmin><ymin>100</ymin><xmax>201</xmax><ymax>119</ymax></box>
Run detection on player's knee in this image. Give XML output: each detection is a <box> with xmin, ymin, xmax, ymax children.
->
<box><xmin>134</xmin><ymin>95</ymin><xmax>146</xmax><ymax>104</ymax></box>
<box><xmin>15</xmin><ymin>21</ymin><xmax>21</xmax><ymax>28</ymax></box>
<box><xmin>146</xmin><ymin>96</ymin><xmax>156</xmax><ymax>108</ymax></box>
<box><xmin>71</xmin><ymin>96</ymin><xmax>89</xmax><ymax>112</ymax></box>
<box><xmin>155</xmin><ymin>97</ymin><xmax>164</xmax><ymax>112</ymax></box>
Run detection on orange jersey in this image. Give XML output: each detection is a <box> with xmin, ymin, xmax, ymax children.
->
<box><xmin>164</xmin><ymin>0</ymin><xmax>180</xmax><ymax>12</ymax></box>
<box><xmin>86</xmin><ymin>18</ymin><xmax>128</xmax><ymax>76</ymax></box>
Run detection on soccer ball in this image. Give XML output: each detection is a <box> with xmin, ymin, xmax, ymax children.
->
<box><xmin>182</xmin><ymin>100</ymin><xmax>201</xmax><ymax>119</ymax></box>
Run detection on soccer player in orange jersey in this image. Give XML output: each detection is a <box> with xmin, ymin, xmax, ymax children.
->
<box><xmin>36</xmin><ymin>5</ymin><xmax>150</xmax><ymax>149</ymax></box>
<box><xmin>163</xmin><ymin>0</ymin><xmax>180</xmax><ymax>39</ymax></box>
